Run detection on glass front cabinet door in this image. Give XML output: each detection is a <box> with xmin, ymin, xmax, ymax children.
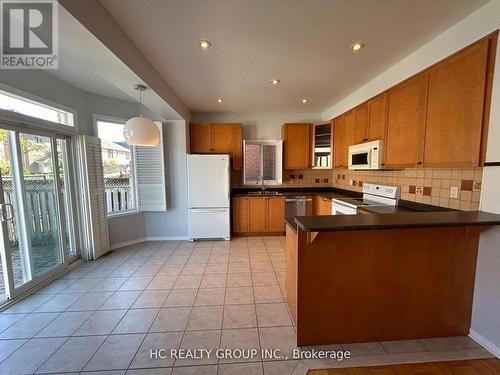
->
<box><xmin>312</xmin><ymin>121</ymin><xmax>333</xmax><ymax>168</ymax></box>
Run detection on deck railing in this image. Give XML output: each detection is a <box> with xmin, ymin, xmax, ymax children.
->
<box><xmin>104</xmin><ymin>177</ymin><xmax>133</xmax><ymax>213</ymax></box>
<box><xmin>1</xmin><ymin>176</ymin><xmax>133</xmax><ymax>246</ymax></box>
<box><xmin>2</xmin><ymin>176</ymin><xmax>59</xmax><ymax>246</ymax></box>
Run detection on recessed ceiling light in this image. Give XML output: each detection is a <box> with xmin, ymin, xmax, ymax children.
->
<box><xmin>301</xmin><ymin>98</ymin><xmax>309</xmax><ymax>104</ymax></box>
<box><xmin>216</xmin><ymin>98</ymin><xmax>224</xmax><ymax>103</ymax></box>
<box><xmin>270</xmin><ymin>79</ymin><xmax>280</xmax><ymax>86</ymax></box>
<box><xmin>199</xmin><ymin>40</ymin><xmax>211</xmax><ymax>50</ymax></box>
<box><xmin>350</xmin><ymin>42</ymin><xmax>365</xmax><ymax>52</ymax></box>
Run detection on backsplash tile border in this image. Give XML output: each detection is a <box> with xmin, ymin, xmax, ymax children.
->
<box><xmin>231</xmin><ymin>167</ymin><xmax>483</xmax><ymax>211</ymax></box>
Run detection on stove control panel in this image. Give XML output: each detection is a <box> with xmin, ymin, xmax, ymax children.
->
<box><xmin>362</xmin><ymin>183</ymin><xmax>400</xmax><ymax>200</ymax></box>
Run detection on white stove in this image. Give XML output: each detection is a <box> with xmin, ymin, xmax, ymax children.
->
<box><xmin>332</xmin><ymin>183</ymin><xmax>400</xmax><ymax>215</ymax></box>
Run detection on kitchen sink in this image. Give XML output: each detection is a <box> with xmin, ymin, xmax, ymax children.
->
<box><xmin>247</xmin><ymin>191</ymin><xmax>282</xmax><ymax>195</ymax></box>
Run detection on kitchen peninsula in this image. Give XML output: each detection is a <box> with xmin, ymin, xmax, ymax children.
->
<box><xmin>285</xmin><ymin>211</ymin><xmax>500</xmax><ymax>346</ymax></box>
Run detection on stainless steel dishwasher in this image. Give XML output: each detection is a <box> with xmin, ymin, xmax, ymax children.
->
<box><xmin>285</xmin><ymin>196</ymin><xmax>313</xmax><ymax>218</ymax></box>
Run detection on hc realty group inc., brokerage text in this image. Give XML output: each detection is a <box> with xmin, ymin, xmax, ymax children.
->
<box><xmin>151</xmin><ymin>348</ymin><xmax>352</xmax><ymax>361</ymax></box>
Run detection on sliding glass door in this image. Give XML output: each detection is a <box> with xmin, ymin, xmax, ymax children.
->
<box><xmin>0</xmin><ymin>126</ymin><xmax>76</xmax><ymax>303</ymax></box>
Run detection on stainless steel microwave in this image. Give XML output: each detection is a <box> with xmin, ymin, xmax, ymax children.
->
<box><xmin>348</xmin><ymin>140</ymin><xmax>383</xmax><ymax>170</ymax></box>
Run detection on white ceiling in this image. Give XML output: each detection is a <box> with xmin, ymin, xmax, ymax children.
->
<box><xmin>99</xmin><ymin>0</ymin><xmax>488</xmax><ymax>114</ymax></box>
<box><xmin>49</xmin><ymin>5</ymin><xmax>183</xmax><ymax>120</ymax></box>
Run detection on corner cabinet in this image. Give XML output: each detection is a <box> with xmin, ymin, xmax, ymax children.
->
<box><xmin>282</xmin><ymin>123</ymin><xmax>311</xmax><ymax>169</ymax></box>
<box><xmin>232</xmin><ymin>196</ymin><xmax>285</xmax><ymax>235</ymax></box>
<box><xmin>189</xmin><ymin>123</ymin><xmax>242</xmax><ymax>170</ymax></box>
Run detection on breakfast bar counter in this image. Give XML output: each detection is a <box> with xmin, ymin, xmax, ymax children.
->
<box><xmin>285</xmin><ymin>211</ymin><xmax>500</xmax><ymax>346</ymax></box>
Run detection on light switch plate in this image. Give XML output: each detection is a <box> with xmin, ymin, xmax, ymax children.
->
<box><xmin>450</xmin><ymin>186</ymin><xmax>459</xmax><ymax>199</ymax></box>
<box><xmin>415</xmin><ymin>186</ymin><xmax>423</xmax><ymax>195</ymax></box>
<box><xmin>349</xmin><ymin>179</ymin><xmax>354</xmax><ymax>186</ymax></box>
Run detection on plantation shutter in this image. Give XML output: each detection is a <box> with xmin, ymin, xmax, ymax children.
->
<box><xmin>80</xmin><ymin>135</ymin><xmax>109</xmax><ymax>259</ymax></box>
<box><xmin>134</xmin><ymin>122</ymin><xmax>167</xmax><ymax>211</ymax></box>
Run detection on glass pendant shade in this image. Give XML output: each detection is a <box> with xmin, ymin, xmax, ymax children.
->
<box><xmin>123</xmin><ymin>116</ymin><xmax>160</xmax><ymax>146</ymax></box>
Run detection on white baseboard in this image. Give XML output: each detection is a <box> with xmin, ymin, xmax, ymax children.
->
<box><xmin>145</xmin><ymin>236</ymin><xmax>190</xmax><ymax>241</ymax></box>
<box><xmin>110</xmin><ymin>237</ymin><xmax>146</xmax><ymax>250</ymax></box>
<box><xmin>110</xmin><ymin>236</ymin><xmax>190</xmax><ymax>249</ymax></box>
<box><xmin>469</xmin><ymin>329</ymin><xmax>500</xmax><ymax>358</ymax></box>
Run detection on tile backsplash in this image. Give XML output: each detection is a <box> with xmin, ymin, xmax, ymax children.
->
<box><xmin>232</xmin><ymin>167</ymin><xmax>483</xmax><ymax>211</ymax></box>
<box><xmin>232</xmin><ymin>169</ymin><xmax>332</xmax><ymax>188</ymax></box>
<box><xmin>332</xmin><ymin>168</ymin><xmax>482</xmax><ymax>211</ymax></box>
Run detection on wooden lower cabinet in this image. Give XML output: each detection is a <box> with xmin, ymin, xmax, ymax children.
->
<box><xmin>267</xmin><ymin>196</ymin><xmax>285</xmax><ymax>232</ymax></box>
<box><xmin>232</xmin><ymin>196</ymin><xmax>285</xmax><ymax>235</ymax></box>
<box><xmin>313</xmin><ymin>195</ymin><xmax>332</xmax><ymax>215</ymax></box>
<box><xmin>248</xmin><ymin>197</ymin><xmax>267</xmax><ymax>232</ymax></box>
<box><xmin>232</xmin><ymin>196</ymin><xmax>249</xmax><ymax>233</ymax></box>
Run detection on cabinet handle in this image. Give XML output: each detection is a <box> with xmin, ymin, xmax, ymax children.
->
<box><xmin>363</xmin><ymin>138</ymin><xmax>369</xmax><ymax>142</ymax></box>
<box><xmin>417</xmin><ymin>161</ymin><xmax>423</xmax><ymax>165</ymax></box>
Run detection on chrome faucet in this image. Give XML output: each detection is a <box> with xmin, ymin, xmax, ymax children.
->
<box><xmin>257</xmin><ymin>175</ymin><xmax>266</xmax><ymax>191</ymax></box>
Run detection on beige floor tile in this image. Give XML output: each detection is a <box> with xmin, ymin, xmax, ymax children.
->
<box><xmin>225</xmin><ymin>287</ymin><xmax>254</xmax><ymax>305</ymax></box>
<box><xmin>227</xmin><ymin>273</ymin><xmax>253</xmax><ymax>287</ymax></box>
<box><xmin>113</xmin><ymin>308</ymin><xmax>159</xmax><ymax>334</ymax></box>
<box><xmin>220</xmin><ymin>328</ymin><xmax>261</xmax><ymax>363</ymax></box>
<box><xmin>176</xmin><ymin>330</ymin><xmax>221</xmax><ymax>366</ymax></box>
<box><xmin>187</xmin><ymin>305</ymin><xmax>223</xmax><ymax>330</ymax></box>
<box><xmin>195</xmin><ymin>288</ymin><xmax>226</xmax><ymax>306</ymax></box>
<box><xmin>150</xmin><ymin>307</ymin><xmax>191</xmax><ymax>332</ymax></box>
<box><xmin>252</xmin><ymin>273</ymin><xmax>278</xmax><ymax>286</ymax></box>
<box><xmin>218</xmin><ymin>362</ymin><xmax>263</xmax><ymax>375</ymax></box>
<box><xmin>201</xmin><ymin>274</ymin><xmax>227</xmax><ymax>288</ymax></box>
<box><xmin>163</xmin><ymin>289</ymin><xmax>198</xmax><ymax>307</ymax></box>
<box><xmin>341</xmin><ymin>342</ymin><xmax>387</xmax><ymax>356</ymax></box>
<box><xmin>256</xmin><ymin>303</ymin><xmax>292</xmax><ymax>327</ymax></box>
<box><xmin>130</xmin><ymin>332</ymin><xmax>183</xmax><ymax>369</ymax></box>
<box><xmin>132</xmin><ymin>290</ymin><xmax>170</xmax><ymax>309</ymax></box>
<box><xmin>418</xmin><ymin>336</ymin><xmax>465</xmax><ymax>351</ymax></box>
<box><xmin>380</xmin><ymin>339</ymin><xmax>426</xmax><ymax>354</ymax></box>
<box><xmin>223</xmin><ymin>304</ymin><xmax>257</xmax><ymax>329</ymax></box>
<box><xmin>254</xmin><ymin>286</ymin><xmax>283</xmax><ymax>303</ymax></box>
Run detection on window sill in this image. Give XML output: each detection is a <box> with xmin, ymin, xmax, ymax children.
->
<box><xmin>107</xmin><ymin>210</ymin><xmax>142</xmax><ymax>219</ymax></box>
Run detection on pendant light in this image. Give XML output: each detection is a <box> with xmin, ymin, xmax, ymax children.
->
<box><xmin>123</xmin><ymin>84</ymin><xmax>160</xmax><ymax>146</ymax></box>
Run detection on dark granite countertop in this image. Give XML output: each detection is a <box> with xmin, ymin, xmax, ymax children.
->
<box><xmin>231</xmin><ymin>187</ymin><xmax>361</xmax><ymax>199</ymax></box>
<box><xmin>293</xmin><ymin>211</ymin><xmax>500</xmax><ymax>232</ymax></box>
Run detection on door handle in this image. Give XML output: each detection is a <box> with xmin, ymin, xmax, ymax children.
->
<box><xmin>0</xmin><ymin>203</ymin><xmax>14</xmax><ymax>222</ymax></box>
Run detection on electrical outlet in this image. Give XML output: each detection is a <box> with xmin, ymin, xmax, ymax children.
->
<box><xmin>349</xmin><ymin>179</ymin><xmax>354</xmax><ymax>186</ymax></box>
<box><xmin>450</xmin><ymin>186</ymin><xmax>459</xmax><ymax>199</ymax></box>
<box><xmin>415</xmin><ymin>186</ymin><xmax>423</xmax><ymax>195</ymax></box>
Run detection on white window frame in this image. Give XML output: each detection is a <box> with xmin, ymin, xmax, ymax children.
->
<box><xmin>243</xmin><ymin>140</ymin><xmax>283</xmax><ymax>185</ymax></box>
<box><xmin>93</xmin><ymin>114</ymin><xmax>139</xmax><ymax>218</ymax></box>
<box><xmin>0</xmin><ymin>82</ymin><xmax>77</xmax><ymax>131</ymax></box>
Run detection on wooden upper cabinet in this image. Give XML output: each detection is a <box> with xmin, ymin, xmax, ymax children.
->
<box><xmin>282</xmin><ymin>123</ymin><xmax>311</xmax><ymax>169</ymax></box>
<box><xmin>232</xmin><ymin>196</ymin><xmax>249</xmax><ymax>233</ymax></box>
<box><xmin>424</xmin><ymin>39</ymin><xmax>489</xmax><ymax>167</ymax></box>
<box><xmin>212</xmin><ymin>124</ymin><xmax>235</xmax><ymax>153</ymax></box>
<box><xmin>190</xmin><ymin>123</ymin><xmax>212</xmax><ymax>153</ymax></box>
<box><xmin>353</xmin><ymin>104</ymin><xmax>369</xmax><ymax>144</ymax></box>
<box><xmin>189</xmin><ymin>123</ymin><xmax>242</xmax><ymax>170</ymax></box>
<box><xmin>367</xmin><ymin>93</ymin><xmax>387</xmax><ymax>141</ymax></box>
<box><xmin>267</xmin><ymin>196</ymin><xmax>285</xmax><ymax>232</ymax></box>
<box><xmin>385</xmin><ymin>74</ymin><xmax>429</xmax><ymax>168</ymax></box>
<box><xmin>232</xmin><ymin>125</ymin><xmax>243</xmax><ymax>170</ymax></box>
<box><xmin>333</xmin><ymin>115</ymin><xmax>346</xmax><ymax>168</ymax></box>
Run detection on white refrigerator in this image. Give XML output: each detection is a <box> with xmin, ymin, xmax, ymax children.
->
<box><xmin>187</xmin><ymin>154</ymin><xmax>230</xmax><ymax>240</ymax></box>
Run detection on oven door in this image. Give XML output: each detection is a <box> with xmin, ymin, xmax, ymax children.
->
<box><xmin>348</xmin><ymin>149</ymin><xmax>371</xmax><ymax>170</ymax></box>
<box><xmin>332</xmin><ymin>200</ymin><xmax>358</xmax><ymax>215</ymax></box>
